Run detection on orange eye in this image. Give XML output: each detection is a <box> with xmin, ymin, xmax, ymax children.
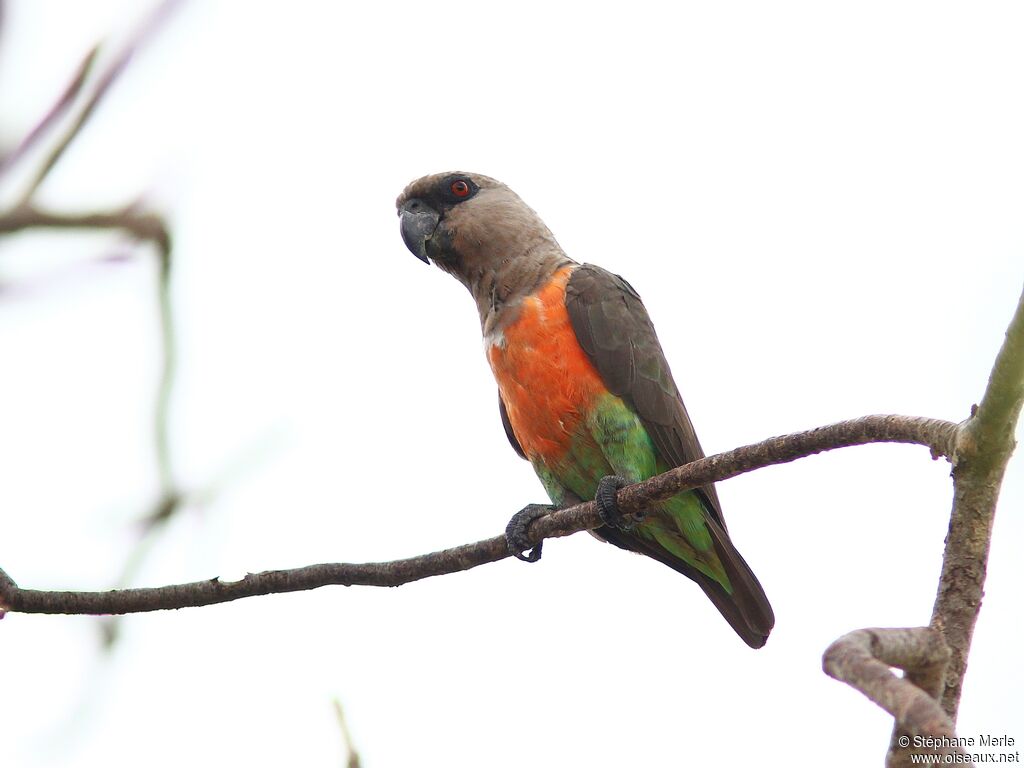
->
<box><xmin>450</xmin><ymin>180</ymin><xmax>470</xmax><ymax>197</ymax></box>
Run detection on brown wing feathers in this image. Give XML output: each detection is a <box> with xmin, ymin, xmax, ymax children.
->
<box><xmin>564</xmin><ymin>264</ymin><xmax>726</xmax><ymax>525</ymax></box>
<box><xmin>499</xmin><ymin>395</ymin><xmax>527</xmax><ymax>459</ymax></box>
<box><xmin>565</xmin><ymin>264</ymin><xmax>774</xmax><ymax>648</ymax></box>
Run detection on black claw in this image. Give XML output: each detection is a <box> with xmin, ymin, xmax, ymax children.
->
<box><xmin>505</xmin><ymin>504</ymin><xmax>554</xmax><ymax>562</ymax></box>
<box><xmin>596</xmin><ymin>475</ymin><xmax>635</xmax><ymax>529</ymax></box>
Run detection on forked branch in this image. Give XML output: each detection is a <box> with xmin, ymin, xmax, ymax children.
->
<box><xmin>822</xmin><ymin>285</ymin><xmax>1023</xmax><ymax>767</ymax></box>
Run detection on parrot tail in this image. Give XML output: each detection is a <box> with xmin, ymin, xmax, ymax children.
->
<box><xmin>598</xmin><ymin>517</ymin><xmax>775</xmax><ymax>649</ymax></box>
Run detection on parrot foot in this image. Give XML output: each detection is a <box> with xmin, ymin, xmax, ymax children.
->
<box><xmin>505</xmin><ymin>503</ymin><xmax>554</xmax><ymax>563</ymax></box>
<box><xmin>596</xmin><ymin>475</ymin><xmax>642</xmax><ymax>530</ymax></box>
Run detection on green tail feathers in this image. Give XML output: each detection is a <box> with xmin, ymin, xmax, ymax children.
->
<box><xmin>542</xmin><ymin>394</ymin><xmax>774</xmax><ymax>647</ymax></box>
<box><xmin>601</xmin><ymin>492</ymin><xmax>775</xmax><ymax>649</ymax></box>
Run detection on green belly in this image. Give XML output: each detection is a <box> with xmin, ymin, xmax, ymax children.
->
<box><xmin>530</xmin><ymin>392</ymin><xmax>729</xmax><ymax>588</ymax></box>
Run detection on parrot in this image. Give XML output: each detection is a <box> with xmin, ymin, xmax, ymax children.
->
<box><xmin>397</xmin><ymin>172</ymin><xmax>774</xmax><ymax>648</ymax></box>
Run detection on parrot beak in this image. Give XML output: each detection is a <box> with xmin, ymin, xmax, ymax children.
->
<box><xmin>399</xmin><ymin>199</ymin><xmax>440</xmax><ymax>264</ymax></box>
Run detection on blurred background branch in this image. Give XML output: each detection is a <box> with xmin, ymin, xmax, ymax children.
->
<box><xmin>332</xmin><ymin>698</ymin><xmax>363</xmax><ymax>768</ymax></box>
<box><xmin>0</xmin><ymin>0</ymin><xmax>184</xmax><ymax>647</ymax></box>
<box><xmin>0</xmin><ymin>43</ymin><xmax>98</xmax><ymax>179</ymax></box>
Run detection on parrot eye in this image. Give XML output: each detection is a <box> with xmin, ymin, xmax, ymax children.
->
<box><xmin>441</xmin><ymin>175</ymin><xmax>478</xmax><ymax>203</ymax></box>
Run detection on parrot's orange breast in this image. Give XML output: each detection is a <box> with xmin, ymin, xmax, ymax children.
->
<box><xmin>487</xmin><ymin>266</ymin><xmax>607</xmax><ymax>462</ymax></box>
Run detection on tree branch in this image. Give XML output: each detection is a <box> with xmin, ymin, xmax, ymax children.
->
<box><xmin>614</xmin><ymin>414</ymin><xmax>958</xmax><ymax>515</ymax></box>
<box><xmin>823</xmin><ymin>628</ymin><xmax>966</xmax><ymax>767</ymax></box>
<box><xmin>0</xmin><ymin>414</ymin><xmax>955</xmax><ymax>616</ymax></box>
<box><xmin>0</xmin><ymin>203</ymin><xmax>170</xmax><ymax>255</ymax></box>
<box><xmin>929</xmin><ymin>285</ymin><xmax>1024</xmax><ymax>719</ymax></box>
<box><xmin>819</xmin><ymin>286</ymin><xmax>1023</xmax><ymax>766</ymax></box>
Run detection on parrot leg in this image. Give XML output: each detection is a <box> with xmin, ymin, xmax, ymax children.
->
<box><xmin>596</xmin><ymin>475</ymin><xmax>643</xmax><ymax>530</ymax></box>
<box><xmin>505</xmin><ymin>503</ymin><xmax>555</xmax><ymax>562</ymax></box>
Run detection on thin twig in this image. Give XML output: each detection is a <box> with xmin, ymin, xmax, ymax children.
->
<box><xmin>0</xmin><ymin>0</ymin><xmax>187</xmax><ymax>651</ymax></box>
<box><xmin>0</xmin><ymin>414</ymin><xmax>956</xmax><ymax>616</ymax></box>
<box><xmin>0</xmin><ymin>203</ymin><xmax>169</xmax><ymax>253</ymax></box>
<box><xmin>18</xmin><ymin>0</ymin><xmax>184</xmax><ymax>202</ymax></box>
<box><xmin>153</xmin><ymin>243</ymin><xmax>176</xmax><ymax>494</ymax></box>
<box><xmin>332</xmin><ymin>698</ymin><xmax>362</xmax><ymax>768</ymax></box>
<box><xmin>0</xmin><ymin>201</ymin><xmax>176</xmax><ymax>644</ymax></box>
<box><xmin>0</xmin><ymin>45</ymin><xmax>100</xmax><ymax>178</ymax></box>
<box><xmin>0</xmin><ymin>0</ymin><xmax>181</xmax><ymax>513</ymax></box>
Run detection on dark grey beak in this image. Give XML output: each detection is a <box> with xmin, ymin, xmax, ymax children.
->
<box><xmin>399</xmin><ymin>199</ymin><xmax>440</xmax><ymax>264</ymax></box>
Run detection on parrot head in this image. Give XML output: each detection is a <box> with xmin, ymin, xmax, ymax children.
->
<box><xmin>396</xmin><ymin>172</ymin><xmax>568</xmax><ymax>316</ymax></box>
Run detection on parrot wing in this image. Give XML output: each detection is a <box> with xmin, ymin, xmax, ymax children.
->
<box><xmin>499</xmin><ymin>395</ymin><xmax>527</xmax><ymax>459</ymax></box>
<box><xmin>564</xmin><ymin>263</ymin><xmax>724</xmax><ymax>526</ymax></box>
<box><xmin>565</xmin><ymin>263</ymin><xmax>774</xmax><ymax>648</ymax></box>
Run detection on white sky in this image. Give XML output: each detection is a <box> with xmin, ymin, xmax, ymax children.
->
<box><xmin>1</xmin><ymin>2</ymin><xmax>1021</xmax><ymax>766</ymax></box>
